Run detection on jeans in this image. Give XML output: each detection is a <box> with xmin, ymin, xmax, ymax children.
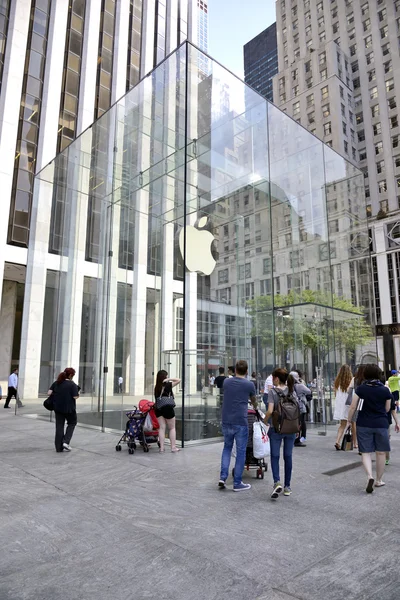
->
<box><xmin>295</xmin><ymin>413</ymin><xmax>307</xmax><ymax>442</ymax></box>
<box><xmin>263</xmin><ymin>393</ymin><xmax>269</xmax><ymax>411</ymax></box>
<box><xmin>55</xmin><ymin>410</ymin><xmax>77</xmax><ymax>451</ymax></box>
<box><xmin>269</xmin><ymin>427</ymin><xmax>296</xmax><ymax>487</ymax></box>
<box><xmin>219</xmin><ymin>423</ymin><xmax>248</xmax><ymax>487</ymax></box>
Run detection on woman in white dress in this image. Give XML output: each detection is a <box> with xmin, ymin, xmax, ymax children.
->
<box><xmin>334</xmin><ymin>365</ymin><xmax>353</xmax><ymax>450</ymax></box>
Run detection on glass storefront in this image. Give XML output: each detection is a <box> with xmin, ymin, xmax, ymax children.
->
<box><xmin>33</xmin><ymin>42</ymin><xmax>376</xmax><ymax>442</ymax></box>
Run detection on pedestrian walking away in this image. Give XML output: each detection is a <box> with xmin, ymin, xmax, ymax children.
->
<box><xmin>291</xmin><ymin>370</ymin><xmax>310</xmax><ymax>446</ymax></box>
<box><xmin>4</xmin><ymin>368</ymin><xmax>24</xmax><ymax>409</ymax></box>
<box><xmin>347</xmin><ymin>364</ymin><xmax>399</xmax><ymax>493</ymax></box>
<box><xmin>263</xmin><ymin>373</ymin><xmax>273</xmax><ymax>411</ymax></box>
<box><xmin>48</xmin><ymin>368</ymin><xmax>80</xmax><ymax>452</ymax></box>
<box><xmin>263</xmin><ymin>368</ymin><xmax>300</xmax><ymax>499</ymax></box>
<box><xmin>333</xmin><ymin>365</ymin><xmax>353</xmax><ymax>451</ymax></box>
<box><xmin>387</xmin><ymin>370</ymin><xmax>400</xmax><ymax>410</ymax></box>
<box><xmin>154</xmin><ymin>370</ymin><xmax>181</xmax><ymax>453</ymax></box>
<box><xmin>118</xmin><ymin>376</ymin><xmax>123</xmax><ymax>393</ymax></box>
<box><xmin>218</xmin><ymin>360</ymin><xmax>257</xmax><ymax>491</ymax></box>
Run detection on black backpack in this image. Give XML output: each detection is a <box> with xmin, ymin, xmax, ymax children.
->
<box><xmin>272</xmin><ymin>388</ymin><xmax>300</xmax><ymax>434</ymax></box>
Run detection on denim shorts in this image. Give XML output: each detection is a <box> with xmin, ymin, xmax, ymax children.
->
<box><xmin>357</xmin><ymin>426</ymin><xmax>390</xmax><ymax>453</ymax></box>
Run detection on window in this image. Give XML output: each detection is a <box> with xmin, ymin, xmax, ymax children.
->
<box><xmin>321</xmin><ymin>86</ymin><xmax>329</xmax><ymax>100</ymax></box>
<box><xmin>306</xmin><ymin>93</ymin><xmax>314</xmax><ymax>107</ymax></box>
<box><xmin>305</xmin><ymin>24</ymin><xmax>312</xmax><ymax>36</ymax></box>
<box><xmin>318</xmin><ymin>16</ymin><xmax>324</xmax><ymax>27</ymax></box>
<box><xmin>368</xmin><ymin>69</ymin><xmax>376</xmax><ymax>83</ymax></box>
<box><xmin>331</xmin><ymin>8</ymin><xmax>337</xmax><ymax>19</ymax></box>
<box><xmin>351</xmin><ymin>61</ymin><xmax>358</xmax><ymax>73</ymax></box>
<box><xmin>306</xmin><ymin>76</ymin><xmax>313</xmax><ymax>88</ymax></box>
<box><xmin>305</xmin><ymin>60</ymin><xmax>311</xmax><ymax>73</ymax></box>
<box><xmin>384</xmin><ymin>60</ymin><xmax>392</xmax><ymax>74</ymax></box>
<box><xmin>389</xmin><ymin>97</ymin><xmax>397</xmax><ymax>110</ymax></box>
<box><xmin>363</xmin><ymin>18</ymin><xmax>371</xmax><ymax>31</ymax></box>
<box><xmin>382</xmin><ymin>43</ymin><xmax>390</xmax><ymax>56</ymax></box>
<box><xmin>350</xmin><ymin>44</ymin><xmax>356</xmax><ymax>56</ymax></box>
<box><xmin>340</xmin><ymin>86</ymin><xmax>344</xmax><ymax>99</ymax></box>
<box><xmin>391</xmin><ymin>116</ymin><xmax>399</xmax><ymax>129</ymax></box>
<box><xmin>280</xmin><ymin>93</ymin><xmax>286</xmax><ymax>103</ymax></box>
<box><xmin>373</xmin><ymin>122</ymin><xmax>382</xmax><ymax>136</ymax></box>
<box><xmin>378</xmin><ymin>180</ymin><xmax>387</xmax><ymax>194</ymax></box>
<box><xmin>395</xmin><ymin>156</ymin><xmax>400</xmax><ymax>169</ymax></box>
<box><xmin>292</xmin><ymin>68</ymin><xmax>298</xmax><ymax>81</ymax></box>
<box><xmin>396</xmin><ymin>0</ymin><xmax>400</xmax><ymax>12</ymax></box>
<box><xmin>393</xmin><ymin>135</ymin><xmax>399</xmax><ymax>149</ymax></box>
<box><xmin>293</xmin><ymin>101</ymin><xmax>300</xmax><ymax>116</ymax></box>
<box><xmin>347</xmin><ymin>12</ymin><xmax>354</xmax><ymax>25</ymax></box>
<box><xmin>360</xmin><ymin>149</ymin><xmax>367</xmax><ymax>161</ymax></box>
<box><xmin>218</xmin><ymin>269</ymin><xmax>229</xmax><ymax>284</ymax></box>
<box><xmin>353</xmin><ymin>77</ymin><xmax>360</xmax><ymax>89</ymax></box>
<box><xmin>294</xmin><ymin>48</ymin><xmax>300</xmax><ymax>59</ymax></box>
<box><xmin>322</xmin><ymin>104</ymin><xmax>330</xmax><ymax>117</ymax></box>
<box><xmin>365</xmin><ymin>35</ymin><xmax>372</xmax><ymax>48</ymax></box>
<box><xmin>366</xmin><ymin>52</ymin><xmax>374</xmax><ymax>65</ymax></box>
<box><xmin>370</xmin><ymin>86</ymin><xmax>378</xmax><ymax>99</ymax></box>
<box><xmin>333</xmin><ymin>22</ymin><xmax>339</xmax><ymax>34</ymax></box>
<box><xmin>375</xmin><ymin>141</ymin><xmax>383</xmax><ymax>155</ymax></box>
<box><xmin>341</xmin><ymin>103</ymin><xmax>346</xmax><ymax>117</ymax></box>
<box><xmin>344</xmin><ymin>141</ymin><xmax>348</xmax><ymax>154</ymax></box>
<box><xmin>356</xmin><ymin>112</ymin><xmax>363</xmax><ymax>125</ymax></box>
<box><xmin>380</xmin><ymin>25</ymin><xmax>388</xmax><ymax>38</ymax></box>
<box><xmin>317</xmin><ymin>1</ymin><xmax>323</xmax><ymax>13</ymax></box>
<box><xmin>371</xmin><ymin>105</ymin><xmax>379</xmax><ymax>118</ymax></box>
<box><xmin>308</xmin><ymin>111</ymin><xmax>315</xmax><ymax>124</ymax></box>
<box><xmin>305</xmin><ymin>10</ymin><xmax>311</xmax><ymax>21</ymax></box>
<box><xmin>358</xmin><ymin>131</ymin><xmax>365</xmax><ymax>142</ymax></box>
<box><xmin>319</xmin><ymin>30</ymin><xmax>326</xmax><ymax>42</ymax></box>
<box><xmin>319</xmin><ymin>51</ymin><xmax>326</xmax><ymax>65</ymax></box>
<box><xmin>324</xmin><ymin>122</ymin><xmax>331</xmax><ymax>135</ymax></box>
<box><xmin>376</xmin><ymin>160</ymin><xmax>384</xmax><ymax>174</ymax></box>
<box><xmin>293</xmin><ymin>19</ymin><xmax>298</xmax><ymax>30</ymax></box>
<box><xmin>292</xmin><ymin>85</ymin><xmax>299</xmax><ymax>97</ymax></box>
<box><xmin>378</xmin><ymin>8</ymin><xmax>387</xmax><ymax>21</ymax></box>
<box><xmin>386</xmin><ymin>78</ymin><xmax>394</xmax><ymax>93</ymax></box>
<box><xmin>361</xmin><ymin>2</ymin><xmax>369</xmax><ymax>16</ymax></box>
<box><xmin>334</xmin><ymin>37</ymin><xmax>340</xmax><ymax>46</ymax></box>
<box><xmin>320</xmin><ymin>68</ymin><xmax>327</xmax><ymax>81</ymax></box>
<box><xmin>349</xmin><ymin>111</ymin><xmax>354</xmax><ymax>123</ymax></box>
<box><xmin>263</xmin><ymin>258</ymin><xmax>271</xmax><ymax>275</ymax></box>
<box><xmin>342</xmin><ymin>122</ymin><xmax>347</xmax><ymax>135</ymax></box>
<box><xmin>291</xmin><ymin>5</ymin><xmax>297</xmax><ymax>17</ymax></box>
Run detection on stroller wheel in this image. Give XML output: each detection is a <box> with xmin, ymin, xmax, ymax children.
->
<box><xmin>128</xmin><ymin>448</ymin><xmax>134</xmax><ymax>455</ymax></box>
<box><xmin>133</xmin><ymin>443</ymin><xmax>137</xmax><ymax>449</ymax></box>
<box><xmin>115</xmin><ymin>445</ymin><xmax>121</xmax><ymax>451</ymax></box>
<box><xmin>143</xmin><ymin>445</ymin><xmax>149</xmax><ymax>453</ymax></box>
<box><xmin>257</xmin><ymin>468</ymin><xmax>263</xmax><ymax>479</ymax></box>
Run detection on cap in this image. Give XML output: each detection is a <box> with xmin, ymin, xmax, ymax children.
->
<box><xmin>391</xmin><ymin>370</ymin><xmax>397</xmax><ymax>375</ymax></box>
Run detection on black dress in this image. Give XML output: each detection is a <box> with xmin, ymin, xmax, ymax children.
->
<box><xmin>155</xmin><ymin>381</ymin><xmax>175</xmax><ymax>420</ymax></box>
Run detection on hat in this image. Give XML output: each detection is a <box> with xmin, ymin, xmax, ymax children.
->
<box><xmin>290</xmin><ymin>371</ymin><xmax>300</xmax><ymax>382</ymax></box>
<box><xmin>391</xmin><ymin>370</ymin><xmax>397</xmax><ymax>375</ymax></box>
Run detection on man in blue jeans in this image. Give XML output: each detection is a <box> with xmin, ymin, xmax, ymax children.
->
<box><xmin>218</xmin><ymin>360</ymin><xmax>257</xmax><ymax>491</ymax></box>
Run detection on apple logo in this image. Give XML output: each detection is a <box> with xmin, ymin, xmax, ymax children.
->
<box><xmin>178</xmin><ymin>216</ymin><xmax>216</xmax><ymax>276</ymax></box>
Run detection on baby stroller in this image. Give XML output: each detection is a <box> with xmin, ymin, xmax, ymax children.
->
<box><xmin>115</xmin><ymin>399</ymin><xmax>159</xmax><ymax>455</ymax></box>
<box><xmin>232</xmin><ymin>407</ymin><xmax>268</xmax><ymax>480</ymax></box>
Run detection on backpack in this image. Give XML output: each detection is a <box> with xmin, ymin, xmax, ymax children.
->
<box><xmin>271</xmin><ymin>388</ymin><xmax>300</xmax><ymax>434</ymax></box>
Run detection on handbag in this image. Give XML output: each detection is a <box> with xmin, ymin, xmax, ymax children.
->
<box><xmin>143</xmin><ymin>412</ymin><xmax>154</xmax><ymax>432</ymax></box>
<box><xmin>43</xmin><ymin>396</ymin><xmax>54</xmax><ymax>411</ymax></box>
<box><xmin>155</xmin><ymin>385</ymin><xmax>176</xmax><ymax>410</ymax></box>
<box><xmin>253</xmin><ymin>419</ymin><xmax>270</xmax><ymax>459</ymax></box>
<box><xmin>345</xmin><ymin>387</ymin><xmax>354</xmax><ymax>406</ymax></box>
<box><xmin>341</xmin><ymin>426</ymin><xmax>353</xmax><ymax>451</ymax></box>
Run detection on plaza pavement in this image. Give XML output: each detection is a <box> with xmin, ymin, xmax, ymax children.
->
<box><xmin>1</xmin><ymin>407</ymin><xmax>399</xmax><ymax>600</ymax></box>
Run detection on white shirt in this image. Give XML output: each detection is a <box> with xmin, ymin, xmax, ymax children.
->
<box><xmin>264</xmin><ymin>375</ymin><xmax>273</xmax><ymax>394</ymax></box>
<box><xmin>9</xmin><ymin>373</ymin><xmax>18</xmax><ymax>388</ymax></box>
<box><xmin>209</xmin><ymin>377</ymin><xmax>215</xmax><ymax>385</ymax></box>
<box><xmin>118</xmin><ymin>377</ymin><xmax>123</xmax><ymax>384</ymax></box>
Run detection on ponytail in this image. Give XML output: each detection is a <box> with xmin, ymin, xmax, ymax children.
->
<box><xmin>56</xmin><ymin>367</ymin><xmax>76</xmax><ymax>384</ymax></box>
<box><xmin>287</xmin><ymin>373</ymin><xmax>295</xmax><ymax>394</ymax></box>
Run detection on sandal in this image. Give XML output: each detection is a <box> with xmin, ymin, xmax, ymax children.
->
<box><xmin>171</xmin><ymin>448</ymin><xmax>181</xmax><ymax>453</ymax></box>
<box><xmin>366</xmin><ymin>478</ymin><xmax>375</xmax><ymax>493</ymax></box>
<box><xmin>375</xmin><ymin>481</ymin><xmax>386</xmax><ymax>487</ymax></box>
<box><xmin>334</xmin><ymin>443</ymin><xmax>341</xmax><ymax>451</ymax></box>
<box><xmin>158</xmin><ymin>449</ymin><xmax>165</xmax><ymax>453</ymax></box>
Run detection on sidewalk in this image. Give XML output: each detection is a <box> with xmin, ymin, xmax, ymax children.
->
<box><xmin>1</xmin><ymin>409</ymin><xmax>399</xmax><ymax>600</ymax></box>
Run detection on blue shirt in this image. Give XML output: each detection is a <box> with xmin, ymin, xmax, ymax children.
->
<box><xmin>221</xmin><ymin>377</ymin><xmax>256</xmax><ymax>427</ymax></box>
<box><xmin>355</xmin><ymin>381</ymin><xmax>392</xmax><ymax>429</ymax></box>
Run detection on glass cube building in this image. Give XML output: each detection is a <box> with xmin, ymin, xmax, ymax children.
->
<box><xmin>25</xmin><ymin>42</ymin><xmax>376</xmax><ymax>441</ymax></box>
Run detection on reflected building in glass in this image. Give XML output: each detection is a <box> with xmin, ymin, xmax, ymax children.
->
<box><xmin>20</xmin><ymin>42</ymin><xmax>376</xmax><ymax>441</ymax></box>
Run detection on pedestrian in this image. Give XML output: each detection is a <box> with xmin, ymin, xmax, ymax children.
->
<box><xmin>218</xmin><ymin>360</ymin><xmax>257</xmax><ymax>491</ymax></box>
<box><xmin>387</xmin><ymin>370</ymin><xmax>400</xmax><ymax>410</ymax></box>
<box><xmin>263</xmin><ymin>368</ymin><xmax>299</xmax><ymax>499</ymax></box>
<box><xmin>227</xmin><ymin>365</ymin><xmax>235</xmax><ymax>378</ymax></box>
<box><xmin>250</xmin><ymin>371</ymin><xmax>258</xmax><ymax>392</ymax></box>
<box><xmin>209</xmin><ymin>373</ymin><xmax>215</xmax><ymax>395</ymax></box>
<box><xmin>290</xmin><ymin>370</ymin><xmax>310</xmax><ymax>447</ymax></box>
<box><xmin>48</xmin><ymin>367</ymin><xmax>80</xmax><ymax>452</ymax></box>
<box><xmin>154</xmin><ymin>370</ymin><xmax>181</xmax><ymax>453</ymax></box>
<box><xmin>333</xmin><ymin>365</ymin><xmax>353</xmax><ymax>450</ymax></box>
<box><xmin>348</xmin><ymin>364</ymin><xmax>366</xmax><ymax>450</ymax></box>
<box><xmin>4</xmin><ymin>368</ymin><xmax>24</xmax><ymax>409</ymax></box>
<box><xmin>347</xmin><ymin>364</ymin><xmax>398</xmax><ymax>493</ymax></box>
<box><xmin>263</xmin><ymin>373</ymin><xmax>273</xmax><ymax>411</ymax></box>
<box><xmin>118</xmin><ymin>375</ymin><xmax>123</xmax><ymax>393</ymax></box>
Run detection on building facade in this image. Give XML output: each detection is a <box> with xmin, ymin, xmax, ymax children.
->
<box><xmin>272</xmin><ymin>0</ymin><xmax>400</xmax><ymax>370</ymax></box>
<box><xmin>0</xmin><ymin>0</ymin><xmax>198</xmax><ymax>392</ymax></box>
<box><xmin>244</xmin><ymin>22</ymin><xmax>278</xmax><ymax>103</ymax></box>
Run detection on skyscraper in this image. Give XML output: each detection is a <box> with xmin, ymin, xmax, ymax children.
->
<box><xmin>244</xmin><ymin>22</ymin><xmax>278</xmax><ymax>103</ymax></box>
<box><xmin>272</xmin><ymin>0</ymin><xmax>400</xmax><ymax>370</ymax></box>
<box><xmin>0</xmin><ymin>0</ymin><xmax>197</xmax><ymax>391</ymax></box>
<box><xmin>196</xmin><ymin>0</ymin><xmax>208</xmax><ymax>74</ymax></box>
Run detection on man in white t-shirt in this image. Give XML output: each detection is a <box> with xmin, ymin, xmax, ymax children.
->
<box><xmin>263</xmin><ymin>374</ymin><xmax>273</xmax><ymax>410</ymax></box>
<box><xmin>118</xmin><ymin>376</ymin><xmax>123</xmax><ymax>393</ymax></box>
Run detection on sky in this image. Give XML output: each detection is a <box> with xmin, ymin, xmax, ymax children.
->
<box><xmin>208</xmin><ymin>0</ymin><xmax>276</xmax><ymax>78</ymax></box>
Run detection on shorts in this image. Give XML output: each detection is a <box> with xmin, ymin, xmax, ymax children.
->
<box><xmin>357</xmin><ymin>426</ymin><xmax>390</xmax><ymax>453</ymax></box>
<box><xmin>155</xmin><ymin>405</ymin><xmax>175</xmax><ymax>420</ymax></box>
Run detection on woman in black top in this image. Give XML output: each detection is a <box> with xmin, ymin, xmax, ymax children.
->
<box><xmin>47</xmin><ymin>367</ymin><xmax>80</xmax><ymax>452</ymax></box>
<box><xmin>154</xmin><ymin>370</ymin><xmax>181</xmax><ymax>453</ymax></box>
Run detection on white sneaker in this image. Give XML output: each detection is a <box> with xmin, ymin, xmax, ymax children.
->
<box><xmin>63</xmin><ymin>443</ymin><xmax>72</xmax><ymax>451</ymax></box>
<box><xmin>300</xmin><ymin>437</ymin><xmax>306</xmax><ymax>443</ymax></box>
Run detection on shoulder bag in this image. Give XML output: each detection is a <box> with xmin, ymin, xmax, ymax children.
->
<box><xmin>155</xmin><ymin>385</ymin><xmax>176</xmax><ymax>410</ymax></box>
<box><xmin>345</xmin><ymin>386</ymin><xmax>354</xmax><ymax>406</ymax></box>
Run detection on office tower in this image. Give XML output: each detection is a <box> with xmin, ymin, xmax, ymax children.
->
<box><xmin>244</xmin><ymin>22</ymin><xmax>278</xmax><ymax>102</ymax></box>
<box><xmin>273</xmin><ymin>0</ymin><xmax>400</xmax><ymax>369</ymax></box>
<box><xmin>0</xmin><ymin>0</ymin><xmax>197</xmax><ymax>390</ymax></box>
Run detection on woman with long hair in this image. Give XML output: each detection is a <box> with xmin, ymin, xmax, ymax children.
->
<box><xmin>333</xmin><ymin>365</ymin><xmax>353</xmax><ymax>450</ymax></box>
<box><xmin>47</xmin><ymin>367</ymin><xmax>80</xmax><ymax>452</ymax></box>
<box><xmin>348</xmin><ymin>364</ymin><xmax>399</xmax><ymax>492</ymax></box>
<box><xmin>154</xmin><ymin>370</ymin><xmax>181</xmax><ymax>453</ymax></box>
<box><xmin>263</xmin><ymin>368</ymin><xmax>299</xmax><ymax>499</ymax></box>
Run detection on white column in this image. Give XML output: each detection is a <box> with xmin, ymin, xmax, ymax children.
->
<box><xmin>77</xmin><ymin>0</ymin><xmax>102</xmax><ymax>133</ymax></box>
<box><xmin>141</xmin><ymin>0</ymin><xmax>156</xmax><ymax>76</ymax></box>
<box><xmin>374</xmin><ymin>223</ymin><xmax>392</xmax><ymax>324</ymax></box>
<box><xmin>0</xmin><ymin>281</ymin><xmax>17</xmax><ymax>389</ymax></box>
<box><xmin>112</xmin><ymin>0</ymin><xmax>130</xmax><ymax>103</ymax></box>
<box><xmin>0</xmin><ymin>0</ymin><xmax>31</xmax><ymax>304</ymax></box>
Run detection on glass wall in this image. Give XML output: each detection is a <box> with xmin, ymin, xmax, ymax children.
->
<box><xmin>33</xmin><ymin>42</ymin><xmax>376</xmax><ymax>440</ymax></box>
